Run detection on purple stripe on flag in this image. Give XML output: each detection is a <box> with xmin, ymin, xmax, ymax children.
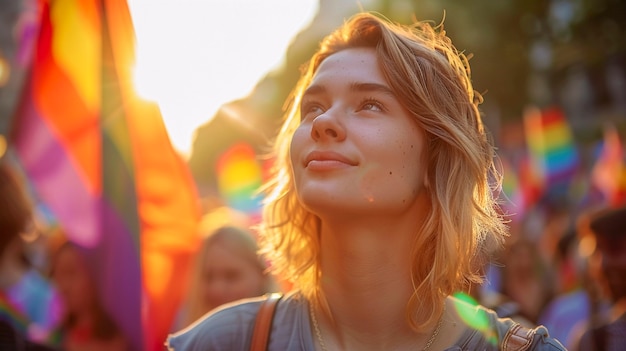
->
<box><xmin>13</xmin><ymin>86</ymin><xmax>102</xmax><ymax>248</ymax></box>
<box><xmin>93</xmin><ymin>200</ymin><xmax>142</xmax><ymax>351</ymax></box>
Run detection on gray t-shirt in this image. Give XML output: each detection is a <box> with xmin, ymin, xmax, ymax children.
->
<box><xmin>166</xmin><ymin>291</ymin><xmax>566</xmax><ymax>351</ymax></box>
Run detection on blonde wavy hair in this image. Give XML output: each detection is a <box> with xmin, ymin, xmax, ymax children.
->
<box><xmin>259</xmin><ymin>12</ymin><xmax>508</xmax><ymax>330</ymax></box>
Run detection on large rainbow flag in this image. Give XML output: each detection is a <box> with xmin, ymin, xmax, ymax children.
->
<box><xmin>10</xmin><ymin>0</ymin><xmax>201</xmax><ymax>350</ymax></box>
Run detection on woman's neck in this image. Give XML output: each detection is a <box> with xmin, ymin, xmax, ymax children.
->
<box><xmin>315</xmin><ymin>219</ymin><xmax>427</xmax><ymax>349</ymax></box>
<box><xmin>320</xmin><ymin>220</ymin><xmax>414</xmax><ymax>293</ymax></box>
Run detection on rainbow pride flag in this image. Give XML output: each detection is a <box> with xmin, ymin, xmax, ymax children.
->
<box><xmin>518</xmin><ymin>154</ymin><xmax>544</xmax><ymax>210</ymax></box>
<box><xmin>498</xmin><ymin>153</ymin><xmax>544</xmax><ymax>221</ymax></box>
<box><xmin>499</xmin><ymin>155</ymin><xmax>524</xmax><ymax>219</ymax></box>
<box><xmin>216</xmin><ymin>142</ymin><xmax>264</xmax><ymax>218</ymax></box>
<box><xmin>0</xmin><ymin>292</ymin><xmax>29</xmax><ymax>336</ymax></box>
<box><xmin>523</xmin><ymin>105</ymin><xmax>579</xmax><ymax>197</ymax></box>
<box><xmin>10</xmin><ymin>0</ymin><xmax>201</xmax><ymax>350</ymax></box>
<box><xmin>591</xmin><ymin>125</ymin><xmax>626</xmax><ymax>207</ymax></box>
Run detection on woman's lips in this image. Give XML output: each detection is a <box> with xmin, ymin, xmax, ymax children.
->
<box><xmin>304</xmin><ymin>151</ymin><xmax>357</xmax><ymax>169</ymax></box>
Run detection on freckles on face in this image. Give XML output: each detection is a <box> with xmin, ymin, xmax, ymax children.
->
<box><xmin>355</xmin><ymin>121</ymin><xmax>426</xmax><ymax>209</ymax></box>
<box><xmin>290</xmin><ymin>48</ymin><xmax>428</xmax><ymax>214</ymax></box>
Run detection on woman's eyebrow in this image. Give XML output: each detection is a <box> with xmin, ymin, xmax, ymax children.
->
<box><xmin>303</xmin><ymin>82</ymin><xmax>395</xmax><ymax>97</ymax></box>
<box><xmin>302</xmin><ymin>84</ymin><xmax>325</xmax><ymax>97</ymax></box>
<box><xmin>349</xmin><ymin>82</ymin><xmax>396</xmax><ymax>97</ymax></box>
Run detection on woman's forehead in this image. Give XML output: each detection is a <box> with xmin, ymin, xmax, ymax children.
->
<box><xmin>307</xmin><ymin>48</ymin><xmax>391</xmax><ymax>94</ymax></box>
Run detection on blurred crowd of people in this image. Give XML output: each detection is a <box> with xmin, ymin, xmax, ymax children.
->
<box><xmin>471</xmin><ymin>204</ymin><xmax>626</xmax><ymax>350</ymax></box>
<box><xmin>0</xmin><ymin>156</ymin><xmax>284</xmax><ymax>350</ymax></box>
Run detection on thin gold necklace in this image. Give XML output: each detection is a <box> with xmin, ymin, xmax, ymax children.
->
<box><xmin>310</xmin><ymin>302</ymin><xmax>329</xmax><ymax>351</ymax></box>
<box><xmin>309</xmin><ymin>303</ymin><xmax>444</xmax><ymax>351</ymax></box>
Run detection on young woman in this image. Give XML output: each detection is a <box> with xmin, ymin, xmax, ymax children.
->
<box><xmin>167</xmin><ymin>12</ymin><xmax>565</xmax><ymax>350</ymax></box>
<box><xmin>179</xmin><ymin>225</ymin><xmax>279</xmax><ymax>328</ymax></box>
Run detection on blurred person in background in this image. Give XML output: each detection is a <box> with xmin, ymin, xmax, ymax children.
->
<box><xmin>464</xmin><ymin>250</ymin><xmax>535</xmax><ymax>328</ymax></box>
<box><xmin>177</xmin><ymin>224</ymin><xmax>280</xmax><ymax>329</ymax></box>
<box><xmin>458</xmin><ymin>224</ymin><xmax>535</xmax><ymax>328</ymax></box>
<box><xmin>499</xmin><ymin>237</ymin><xmax>555</xmax><ymax>326</ymax></box>
<box><xmin>50</xmin><ymin>241</ymin><xmax>129</xmax><ymax>351</ymax></box>
<box><xmin>573</xmin><ymin>205</ymin><xmax>626</xmax><ymax>351</ymax></box>
<box><xmin>539</xmin><ymin>227</ymin><xmax>594</xmax><ymax>349</ymax></box>
<box><xmin>0</xmin><ymin>160</ymin><xmax>61</xmax><ymax>349</ymax></box>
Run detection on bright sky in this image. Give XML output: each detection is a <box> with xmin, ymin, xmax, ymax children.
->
<box><xmin>127</xmin><ymin>1</ymin><xmax>318</xmax><ymax>157</ymax></box>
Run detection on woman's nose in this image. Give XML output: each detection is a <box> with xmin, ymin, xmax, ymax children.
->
<box><xmin>310</xmin><ymin>109</ymin><xmax>346</xmax><ymax>141</ymax></box>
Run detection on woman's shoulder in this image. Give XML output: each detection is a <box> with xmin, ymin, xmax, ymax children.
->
<box><xmin>166</xmin><ymin>291</ymin><xmax>309</xmax><ymax>351</ymax></box>
<box><xmin>497</xmin><ymin>321</ymin><xmax>568</xmax><ymax>351</ymax></box>
<box><xmin>166</xmin><ymin>296</ymin><xmax>265</xmax><ymax>351</ymax></box>
<box><xmin>449</xmin><ymin>296</ymin><xmax>566</xmax><ymax>351</ymax></box>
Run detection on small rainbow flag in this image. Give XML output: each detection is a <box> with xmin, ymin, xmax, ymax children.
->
<box><xmin>216</xmin><ymin>142</ymin><xmax>264</xmax><ymax>219</ymax></box>
<box><xmin>523</xmin><ymin>105</ymin><xmax>579</xmax><ymax>197</ymax></box>
<box><xmin>10</xmin><ymin>0</ymin><xmax>201</xmax><ymax>350</ymax></box>
<box><xmin>499</xmin><ymin>153</ymin><xmax>543</xmax><ymax>220</ymax></box>
<box><xmin>499</xmin><ymin>155</ymin><xmax>523</xmax><ymax>217</ymax></box>
<box><xmin>0</xmin><ymin>292</ymin><xmax>29</xmax><ymax>336</ymax></box>
<box><xmin>591</xmin><ymin>125</ymin><xmax>626</xmax><ymax>207</ymax></box>
<box><xmin>518</xmin><ymin>154</ymin><xmax>544</xmax><ymax>209</ymax></box>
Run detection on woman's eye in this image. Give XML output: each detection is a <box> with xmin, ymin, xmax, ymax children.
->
<box><xmin>360</xmin><ymin>99</ymin><xmax>384</xmax><ymax>112</ymax></box>
<box><xmin>301</xmin><ymin>102</ymin><xmax>324</xmax><ymax>119</ymax></box>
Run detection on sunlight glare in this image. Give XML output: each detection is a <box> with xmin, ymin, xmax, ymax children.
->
<box><xmin>128</xmin><ymin>1</ymin><xmax>317</xmax><ymax>157</ymax></box>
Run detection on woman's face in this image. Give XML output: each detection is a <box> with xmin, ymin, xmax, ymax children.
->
<box><xmin>290</xmin><ymin>47</ymin><xmax>429</xmax><ymax>218</ymax></box>
<box><xmin>200</xmin><ymin>241</ymin><xmax>264</xmax><ymax>310</ymax></box>
<box><xmin>52</xmin><ymin>246</ymin><xmax>95</xmax><ymax>314</ymax></box>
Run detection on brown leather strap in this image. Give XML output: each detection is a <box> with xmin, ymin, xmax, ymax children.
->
<box><xmin>250</xmin><ymin>293</ymin><xmax>283</xmax><ymax>351</ymax></box>
<box><xmin>502</xmin><ymin>323</ymin><xmax>535</xmax><ymax>351</ymax></box>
